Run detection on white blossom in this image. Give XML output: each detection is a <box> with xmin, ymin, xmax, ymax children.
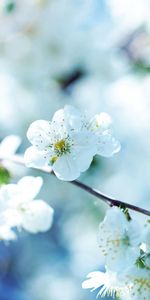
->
<box><xmin>82</xmin><ymin>207</ymin><xmax>150</xmax><ymax>300</ymax></box>
<box><xmin>0</xmin><ymin>176</ymin><xmax>54</xmax><ymax>240</ymax></box>
<box><xmin>98</xmin><ymin>207</ymin><xmax>141</xmax><ymax>271</ymax></box>
<box><xmin>25</xmin><ymin>106</ymin><xmax>120</xmax><ymax>181</ymax></box>
<box><xmin>24</xmin><ymin>105</ymin><xmax>97</xmax><ymax>181</ymax></box>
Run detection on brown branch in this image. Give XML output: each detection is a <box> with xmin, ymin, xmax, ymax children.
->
<box><xmin>1</xmin><ymin>155</ymin><xmax>150</xmax><ymax>217</ymax></box>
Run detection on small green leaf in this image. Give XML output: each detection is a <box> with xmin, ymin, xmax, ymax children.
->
<box><xmin>0</xmin><ymin>165</ymin><xmax>11</xmax><ymax>185</ymax></box>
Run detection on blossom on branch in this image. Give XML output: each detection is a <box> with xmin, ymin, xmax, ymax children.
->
<box><xmin>24</xmin><ymin>105</ymin><xmax>120</xmax><ymax>181</ymax></box>
<box><xmin>98</xmin><ymin>207</ymin><xmax>141</xmax><ymax>271</ymax></box>
<box><xmin>82</xmin><ymin>207</ymin><xmax>150</xmax><ymax>299</ymax></box>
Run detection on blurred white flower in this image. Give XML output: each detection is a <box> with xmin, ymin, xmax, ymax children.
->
<box><xmin>82</xmin><ymin>208</ymin><xmax>150</xmax><ymax>299</ymax></box>
<box><xmin>25</xmin><ymin>105</ymin><xmax>97</xmax><ymax>181</ymax></box>
<box><xmin>0</xmin><ymin>176</ymin><xmax>54</xmax><ymax>240</ymax></box>
<box><xmin>98</xmin><ymin>207</ymin><xmax>142</xmax><ymax>271</ymax></box>
<box><xmin>25</xmin><ymin>105</ymin><xmax>120</xmax><ymax>181</ymax></box>
<box><xmin>0</xmin><ymin>0</ymin><xmax>93</xmax><ymax>83</ymax></box>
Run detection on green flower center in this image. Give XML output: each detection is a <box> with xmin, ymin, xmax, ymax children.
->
<box><xmin>54</xmin><ymin>139</ymin><xmax>71</xmax><ymax>156</ymax></box>
<box><xmin>49</xmin><ymin>138</ymin><xmax>71</xmax><ymax>165</ymax></box>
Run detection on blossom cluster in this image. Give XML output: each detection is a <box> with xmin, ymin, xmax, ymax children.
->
<box><xmin>82</xmin><ymin>207</ymin><xmax>150</xmax><ymax>299</ymax></box>
<box><xmin>0</xmin><ymin>105</ymin><xmax>149</xmax><ymax>300</ymax></box>
<box><xmin>0</xmin><ymin>176</ymin><xmax>54</xmax><ymax>241</ymax></box>
<box><xmin>0</xmin><ymin>106</ymin><xmax>119</xmax><ymax>241</ymax></box>
<box><xmin>24</xmin><ymin>105</ymin><xmax>120</xmax><ymax>181</ymax></box>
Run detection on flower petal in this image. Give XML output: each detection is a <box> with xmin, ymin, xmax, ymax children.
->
<box><xmin>96</xmin><ymin>131</ymin><xmax>121</xmax><ymax>157</ymax></box>
<box><xmin>17</xmin><ymin>176</ymin><xmax>43</xmax><ymax>200</ymax></box>
<box><xmin>72</xmin><ymin>131</ymin><xmax>97</xmax><ymax>156</ymax></box>
<box><xmin>27</xmin><ymin>120</ymin><xmax>51</xmax><ymax>150</ymax></box>
<box><xmin>64</xmin><ymin>105</ymin><xmax>86</xmax><ymax>131</ymax></box>
<box><xmin>22</xmin><ymin>200</ymin><xmax>54</xmax><ymax>233</ymax></box>
<box><xmin>82</xmin><ymin>271</ymin><xmax>106</xmax><ymax>290</ymax></box>
<box><xmin>89</xmin><ymin>113</ymin><xmax>112</xmax><ymax>133</ymax></box>
<box><xmin>52</xmin><ymin>105</ymin><xmax>86</xmax><ymax>132</ymax></box>
<box><xmin>0</xmin><ymin>184</ymin><xmax>19</xmax><ymax>210</ymax></box>
<box><xmin>0</xmin><ymin>225</ymin><xmax>17</xmax><ymax>241</ymax></box>
<box><xmin>53</xmin><ymin>154</ymin><xmax>80</xmax><ymax>181</ymax></box>
<box><xmin>24</xmin><ymin>146</ymin><xmax>50</xmax><ymax>168</ymax></box>
<box><xmin>0</xmin><ymin>135</ymin><xmax>21</xmax><ymax>158</ymax></box>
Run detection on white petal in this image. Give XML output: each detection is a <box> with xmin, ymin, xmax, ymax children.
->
<box><xmin>64</xmin><ymin>105</ymin><xmax>85</xmax><ymax>131</ymax></box>
<box><xmin>127</xmin><ymin>220</ymin><xmax>142</xmax><ymax>246</ymax></box>
<box><xmin>3</xmin><ymin>208</ymin><xmax>23</xmax><ymax>227</ymax></box>
<box><xmin>82</xmin><ymin>272</ymin><xmax>106</xmax><ymax>290</ymax></box>
<box><xmin>89</xmin><ymin>112</ymin><xmax>112</xmax><ymax>133</ymax></box>
<box><xmin>96</xmin><ymin>131</ymin><xmax>121</xmax><ymax>157</ymax></box>
<box><xmin>52</xmin><ymin>108</ymin><xmax>65</xmax><ymax>125</ymax></box>
<box><xmin>53</xmin><ymin>154</ymin><xmax>80</xmax><ymax>181</ymax></box>
<box><xmin>27</xmin><ymin>120</ymin><xmax>51</xmax><ymax>150</ymax></box>
<box><xmin>103</xmin><ymin>207</ymin><xmax>127</xmax><ymax>228</ymax></box>
<box><xmin>0</xmin><ymin>135</ymin><xmax>21</xmax><ymax>158</ymax></box>
<box><xmin>70</xmin><ymin>131</ymin><xmax>96</xmax><ymax>172</ymax></box>
<box><xmin>52</xmin><ymin>105</ymin><xmax>85</xmax><ymax>132</ymax></box>
<box><xmin>22</xmin><ymin>200</ymin><xmax>54</xmax><ymax>233</ymax></box>
<box><xmin>0</xmin><ymin>184</ymin><xmax>19</xmax><ymax>210</ymax></box>
<box><xmin>24</xmin><ymin>146</ymin><xmax>50</xmax><ymax>168</ymax></box>
<box><xmin>76</xmin><ymin>152</ymin><xmax>93</xmax><ymax>172</ymax></box>
<box><xmin>17</xmin><ymin>176</ymin><xmax>43</xmax><ymax>200</ymax></box>
<box><xmin>72</xmin><ymin>131</ymin><xmax>97</xmax><ymax>154</ymax></box>
<box><xmin>0</xmin><ymin>226</ymin><xmax>17</xmax><ymax>241</ymax></box>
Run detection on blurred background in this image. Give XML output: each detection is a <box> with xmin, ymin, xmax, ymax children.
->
<box><xmin>0</xmin><ymin>0</ymin><xmax>150</xmax><ymax>299</ymax></box>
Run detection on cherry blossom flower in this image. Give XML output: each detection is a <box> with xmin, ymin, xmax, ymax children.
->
<box><xmin>24</xmin><ymin>105</ymin><xmax>97</xmax><ymax>181</ymax></box>
<box><xmin>25</xmin><ymin>106</ymin><xmax>120</xmax><ymax>181</ymax></box>
<box><xmin>98</xmin><ymin>207</ymin><xmax>141</xmax><ymax>271</ymax></box>
<box><xmin>0</xmin><ymin>176</ymin><xmax>54</xmax><ymax>240</ymax></box>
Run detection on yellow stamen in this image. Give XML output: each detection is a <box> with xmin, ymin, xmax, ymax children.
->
<box><xmin>54</xmin><ymin>139</ymin><xmax>66</xmax><ymax>152</ymax></box>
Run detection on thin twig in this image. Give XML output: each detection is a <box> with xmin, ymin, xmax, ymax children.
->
<box><xmin>1</xmin><ymin>155</ymin><xmax>150</xmax><ymax>217</ymax></box>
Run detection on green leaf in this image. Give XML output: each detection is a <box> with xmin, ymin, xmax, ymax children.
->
<box><xmin>0</xmin><ymin>165</ymin><xmax>11</xmax><ymax>185</ymax></box>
